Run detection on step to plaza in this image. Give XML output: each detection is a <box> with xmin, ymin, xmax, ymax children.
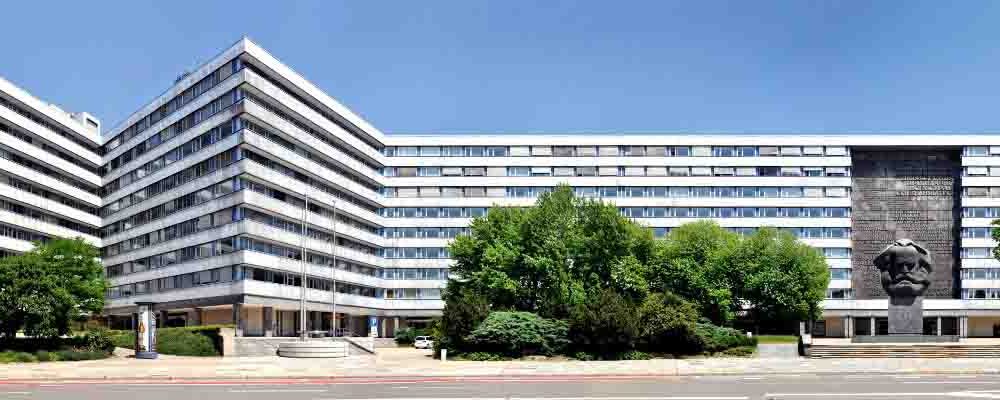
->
<box><xmin>808</xmin><ymin>344</ymin><xmax>1000</xmax><ymax>358</ymax></box>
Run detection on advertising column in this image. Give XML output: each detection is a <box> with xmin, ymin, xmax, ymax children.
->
<box><xmin>135</xmin><ymin>302</ymin><xmax>158</xmax><ymax>359</ymax></box>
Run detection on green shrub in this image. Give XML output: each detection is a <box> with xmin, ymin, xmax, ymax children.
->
<box><xmin>106</xmin><ymin>325</ymin><xmax>227</xmax><ymax>356</ymax></box>
<box><xmin>621</xmin><ymin>350</ymin><xmax>652</xmax><ymax>360</ymax></box>
<box><xmin>78</xmin><ymin>330</ymin><xmax>114</xmax><ymax>353</ymax></box>
<box><xmin>568</xmin><ymin>289</ymin><xmax>640</xmax><ymax>358</ymax></box>
<box><xmin>718</xmin><ymin>346</ymin><xmax>755</xmax><ymax>357</ymax></box>
<box><xmin>34</xmin><ymin>350</ymin><xmax>53</xmax><ymax>362</ymax></box>
<box><xmin>461</xmin><ymin>352</ymin><xmax>505</xmax><ymax>361</ymax></box>
<box><xmin>108</xmin><ymin>330</ymin><xmax>134</xmax><ymax>349</ymax></box>
<box><xmin>465</xmin><ymin>311</ymin><xmax>569</xmax><ymax>357</ymax></box>
<box><xmin>394</xmin><ymin>327</ymin><xmax>429</xmax><ymax>345</ymax></box>
<box><xmin>52</xmin><ymin>350</ymin><xmax>106</xmax><ymax>361</ymax></box>
<box><xmin>572</xmin><ymin>351</ymin><xmax>595</xmax><ymax>361</ymax></box>
<box><xmin>693</xmin><ymin>323</ymin><xmax>757</xmax><ymax>354</ymax></box>
<box><xmin>638</xmin><ymin>292</ymin><xmax>700</xmax><ymax>354</ymax></box>
<box><xmin>13</xmin><ymin>352</ymin><xmax>36</xmax><ymax>363</ymax></box>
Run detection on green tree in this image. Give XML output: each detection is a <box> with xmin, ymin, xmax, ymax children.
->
<box><xmin>992</xmin><ymin>219</ymin><xmax>1000</xmax><ymax>262</ymax></box>
<box><xmin>435</xmin><ymin>282</ymin><xmax>490</xmax><ymax>354</ymax></box>
<box><xmin>651</xmin><ymin>221</ymin><xmax>738</xmax><ymax>325</ymax></box>
<box><xmin>721</xmin><ymin>227</ymin><xmax>830</xmax><ymax>331</ymax></box>
<box><xmin>448</xmin><ymin>184</ymin><xmax>657</xmax><ymax>318</ymax></box>
<box><xmin>0</xmin><ymin>238</ymin><xmax>104</xmax><ymax>339</ymax></box>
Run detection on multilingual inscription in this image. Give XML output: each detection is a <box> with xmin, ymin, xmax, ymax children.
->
<box><xmin>851</xmin><ymin>150</ymin><xmax>960</xmax><ymax>299</ymax></box>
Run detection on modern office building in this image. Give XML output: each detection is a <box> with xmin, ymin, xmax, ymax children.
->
<box><xmin>0</xmin><ymin>77</ymin><xmax>102</xmax><ymax>256</ymax></box>
<box><xmin>5</xmin><ymin>38</ymin><xmax>1000</xmax><ymax>338</ymax></box>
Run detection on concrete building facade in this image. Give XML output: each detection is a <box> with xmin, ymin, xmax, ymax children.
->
<box><xmin>6</xmin><ymin>38</ymin><xmax>1000</xmax><ymax>338</ymax></box>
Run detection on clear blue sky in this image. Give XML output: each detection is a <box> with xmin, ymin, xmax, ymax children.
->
<box><xmin>2</xmin><ymin>1</ymin><xmax>1000</xmax><ymax>134</ymax></box>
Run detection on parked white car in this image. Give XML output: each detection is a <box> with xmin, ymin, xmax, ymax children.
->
<box><xmin>414</xmin><ymin>336</ymin><xmax>434</xmax><ymax>349</ymax></box>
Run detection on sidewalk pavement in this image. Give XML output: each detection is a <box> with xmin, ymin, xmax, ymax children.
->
<box><xmin>3</xmin><ymin>347</ymin><xmax>1000</xmax><ymax>381</ymax></box>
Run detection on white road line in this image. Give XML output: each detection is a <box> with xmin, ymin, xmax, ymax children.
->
<box><xmin>763</xmin><ymin>392</ymin><xmax>1000</xmax><ymax>398</ymax></box>
<box><xmin>742</xmin><ymin>377</ymin><xmax>763</xmax><ymax>380</ymax></box>
<box><xmin>3</xmin><ymin>392</ymin><xmax>30</xmax><ymax>395</ymax></box>
<box><xmin>228</xmin><ymin>389</ymin><xmax>327</xmax><ymax>393</ymax></box>
<box><xmin>509</xmin><ymin>397</ymin><xmax>750</xmax><ymax>400</ymax></box>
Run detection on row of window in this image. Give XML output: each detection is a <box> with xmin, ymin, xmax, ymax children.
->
<box><xmin>964</xmin><ymin>147</ymin><xmax>1000</xmax><ymax>157</ymax></box>
<box><xmin>103</xmin><ymin>207</ymin><xmax>239</xmax><ymax>257</ymax></box>
<box><xmin>384</xmin><ymin>166</ymin><xmax>851</xmax><ymax>178</ymax></box>
<box><xmin>241</xmin><ymin>207</ymin><xmax>378</xmax><ymax>255</ymax></box>
<box><xmin>242</xmin><ymin>63</ymin><xmax>383</xmax><ymax>151</ymax></box>
<box><xmin>104</xmin><ymin>59</ymin><xmax>241</xmax><ymax>154</ymax></box>
<box><xmin>380</xmin><ymin>247</ymin><xmax>451</xmax><ymax>259</ymax></box>
<box><xmin>964</xmin><ymin>289</ymin><xmax>1000</xmax><ymax>299</ymax></box>
<box><xmin>102</xmin><ymin>92</ymin><xmax>241</xmax><ymax>193</ymax></box>
<box><xmin>241</xmin><ymin>177</ymin><xmax>377</xmax><ymax>234</ymax></box>
<box><xmin>243</xmin><ymin>150</ymin><xmax>378</xmax><ymax>213</ymax></box>
<box><xmin>108</xmin><ymin>264</ymin><xmax>434</xmax><ymax>300</ymax></box>
<box><xmin>962</xmin><ymin>269</ymin><xmax>1000</xmax><ymax>280</ymax></box>
<box><xmin>382</xmin><ymin>268</ymin><xmax>449</xmax><ymax>280</ymax></box>
<box><xmin>659</xmin><ymin>227</ymin><xmax>851</xmax><ymax>240</ymax></box>
<box><xmin>0</xmin><ymin>198</ymin><xmax>97</xmax><ymax>236</ymax></box>
<box><xmin>0</xmin><ymin>91</ymin><xmax>98</xmax><ymax>151</ymax></box>
<box><xmin>964</xmin><ymin>208</ymin><xmax>1000</xmax><ymax>218</ymax></box>
<box><xmin>243</xmin><ymin>92</ymin><xmax>379</xmax><ymax>171</ymax></box>
<box><xmin>379</xmin><ymin>207</ymin><xmax>488</xmax><ymax>218</ymax></box>
<box><xmin>243</xmin><ymin>116</ymin><xmax>378</xmax><ymax>191</ymax></box>
<box><xmin>826</xmin><ymin>289</ymin><xmax>853</xmax><ymax>299</ymax></box>
<box><xmin>382</xmin><ymin>186</ymin><xmax>851</xmax><ymax>199</ymax></box>
<box><xmin>961</xmin><ymin>248</ymin><xmax>996</xmax><ymax>258</ymax></box>
<box><xmin>102</xmin><ymin>147</ymin><xmax>241</xmax><ymax>217</ymax></box>
<box><xmin>964</xmin><ymin>187</ymin><xmax>1000</xmax><ymax>198</ymax></box>
<box><xmin>101</xmin><ymin>177</ymin><xmax>239</xmax><ymax>238</ymax></box>
<box><xmin>0</xmin><ymin>121</ymin><xmax>98</xmax><ymax>174</ymax></box>
<box><xmin>105</xmin><ymin>235</ymin><xmax>381</xmax><ymax>279</ymax></box>
<box><xmin>964</xmin><ymin>167</ymin><xmax>1000</xmax><ymax>177</ymax></box>
<box><xmin>381</xmin><ymin>227</ymin><xmax>470</xmax><ymax>239</ymax></box>
<box><xmin>621</xmin><ymin>207</ymin><xmax>850</xmax><ymax>219</ymax></box>
<box><xmin>379</xmin><ymin>225</ymin><xmax>853</xmax><ymax>240</ymax></box>
<box><xmin>830</xmin><ymin>269</ymin><xmax>852</xmax><ymax>280</ymax></box>
<box><xmin>383</xmin><ymin>145</ymin><xmax>850</xmax><ymax>158</ymax></box>
<box><xmin>0</xmin><ymin>222</ymin><xmax>49</xmax><ymax>243</ymax></box>
<box><xmin>962</xmin><ymin>227</ymin><xmax>996</xmax><ymax>239</ymax></box>
<box><xmin>4</xmin><ymin>174</ymin><xmax>97</xmax><ymax>215</ymax></box>
<box><xmin>0</xmin><ymin>145</ymin><xmax>97</xmax><ymax>193</ymax></box>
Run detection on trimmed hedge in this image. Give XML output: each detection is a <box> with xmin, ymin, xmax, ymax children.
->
<box><xmin>109</xmin><ymin>325</ymin><xmax>230</xmax><ymax>356</ymax></box>
<box><xmin>0</xmin><ymin>331</ymin><xmax>114</xmax><ymax>363</ymax></box>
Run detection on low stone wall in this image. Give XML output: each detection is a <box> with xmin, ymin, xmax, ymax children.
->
<box><xmin>374</xmin><ymin>338</ymin><xmax>398</xmax><ymax>348</ymax></box>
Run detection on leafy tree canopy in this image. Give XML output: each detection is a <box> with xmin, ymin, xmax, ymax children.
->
<box><xmin>0</xmin><ymin>238</ymin><xmax>104</xmax><ymax>339</ymax></box>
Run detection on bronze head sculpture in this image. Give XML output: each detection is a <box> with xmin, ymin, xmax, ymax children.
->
<box><xmin>874</xmin><ymin>239</ymin><xmax>933</xmax><ymax>298</ymax></box>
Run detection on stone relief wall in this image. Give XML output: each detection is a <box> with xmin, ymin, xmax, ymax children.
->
<box><xmin>851</xmin><ymin>149</ymin><xmax>961</xmax><ymax>299</ymax></box>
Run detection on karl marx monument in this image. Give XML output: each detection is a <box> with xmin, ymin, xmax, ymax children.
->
<box><xmin>874</xmin><ymin>239</ymin><xmax>934</xmax><ymax>336</ymax></box>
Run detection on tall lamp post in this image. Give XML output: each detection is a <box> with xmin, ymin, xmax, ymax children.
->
<box><xmin>331</xmin><ymin>200</ymin><xmax>338</xmax><ymax>337</ymax></box>
<box><xmin>299</xmin><ymin>193</ymin><xmax>310</xmax><ymax>340</ymax></box>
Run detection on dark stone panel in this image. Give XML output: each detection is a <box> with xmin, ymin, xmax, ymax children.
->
<box><xmin>851</xmin><ymin>149</ymin><xmax>961</xmax><ymax>299</ymax></box>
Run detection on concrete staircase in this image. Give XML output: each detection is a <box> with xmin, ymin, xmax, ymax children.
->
<box><xmin>809</xmin><ymin>344</ymin><xmax>1000</xmax><ymax>358</ymax></box>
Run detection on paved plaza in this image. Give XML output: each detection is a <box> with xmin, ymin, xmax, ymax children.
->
<box><xmin>5</xmin><ymin>347</ymin><xmax>1000</xmax><ymax>381</ymax></box>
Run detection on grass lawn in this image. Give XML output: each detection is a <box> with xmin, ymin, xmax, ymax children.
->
<box><xmin>756</xmin><ymin>335</ymin><xmax>798</xmax><ymax>344</ymax></box>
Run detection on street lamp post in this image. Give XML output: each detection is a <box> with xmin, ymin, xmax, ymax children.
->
<box><xmin>299</xmin><ymin>193</ymin><xmax>310</xmax><ymax>341</ymax></box>
<box><xmin>331</xmin><ymin>200</ymin><xmax>338</xmax><ymax>337</ymax></box>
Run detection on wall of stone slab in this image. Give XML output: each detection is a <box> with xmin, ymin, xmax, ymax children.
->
<box><xmin>851</xmin><ymin>149</ymin><xmax>961</xmax><ymax>299</ymax></box>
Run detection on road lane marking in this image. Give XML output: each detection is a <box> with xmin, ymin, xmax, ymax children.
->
<box><xmin>228</xmin><ymin>389</ymin><xmax>327</xmax><ymax>393</ymax></box>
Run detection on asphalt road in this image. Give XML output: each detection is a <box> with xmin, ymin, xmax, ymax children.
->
<box><xmin>7</xmin><ymin>373</ymin><xmax>1000</xmax><ymax>400</ymax></box>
